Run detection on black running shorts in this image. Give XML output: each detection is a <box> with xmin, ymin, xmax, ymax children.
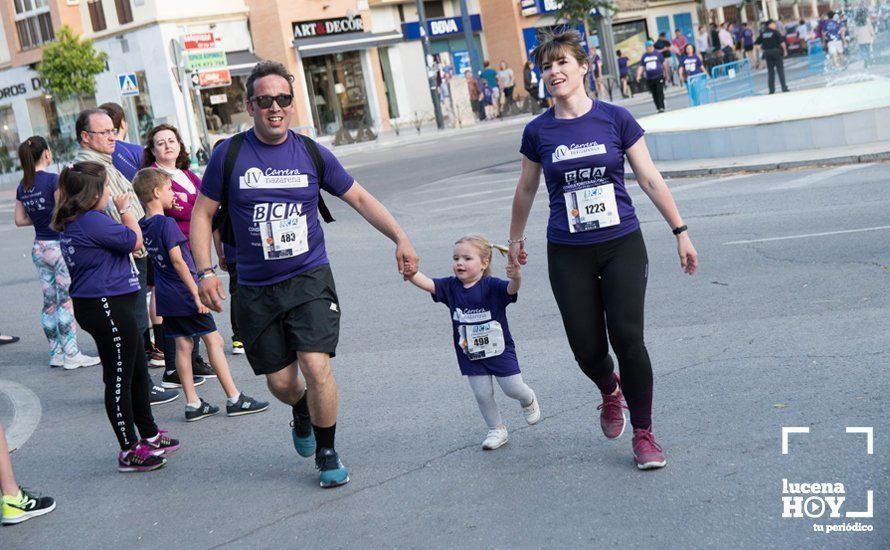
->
<box><xmin>234</xmin><ymin>264</ymin><xmax>340</xmax><ymax>375</ymax></box>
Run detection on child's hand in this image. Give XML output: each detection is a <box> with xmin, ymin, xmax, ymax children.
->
<box><xmin>506</xmin><ymin>262</ymin><xmax>521</xmax><ymax>280</ymax></box>
<box><xmin>171</xmin><ymin>196</ymin><xmax>184</xmax><ymax>211</ymax></box>
<box><xmin>195</xmin><ymin>296</ymin><xmax>210</xmax><ymax>315</ymax></box>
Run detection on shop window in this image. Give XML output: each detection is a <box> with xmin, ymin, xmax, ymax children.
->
<box><xmin>0</xmin><ymin>107</ymin><xmax>21</xmax><ymax>173</ymax></box>
<box><xmin>303</xmin><ymin>51</ymin><xmax>374</xmax><ymax>139</ymax></box>
<box><xmin>199</xmin><ymin>76</ymin><xmax>249</xmax><ymax>134</ymax></box>
<box><xmin>88</xmin><ymin>0</ymin><xmax>107</xmax><ymax>32</ymax></box>
<box><xmin>131</xmin><ymin>71</ymin><xmax>154</xmax><ymax>141</ymax></box>
<box><xmin>114</xmin><ymin>0</ymin><xmax>133</xmax><ymax>25</ymax></box>
<box><xmin>424</xmin><ymin>1</ymin><xmax>445</xmax><ymax>19</ymax></box>
<box><xmin>14</xmin><ymin>0</ymin><xmax>54</xmax><ymax>50</ymax></box>
<box><xmin>27</xmin><ymin>95</ymin><xmax>98</xmax><ymax>164</ymax></box>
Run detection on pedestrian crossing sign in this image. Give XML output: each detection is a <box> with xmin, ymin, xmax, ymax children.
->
<box><xmin>118</xmin><ymin>73</ymin><xmax>139</xmax><ymax>97</ymax></box>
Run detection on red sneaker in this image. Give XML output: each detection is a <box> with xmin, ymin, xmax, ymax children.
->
<box><xmin>632</xmin><ymin>428</ymin><xmax>667</xmax><ymax>470</ymax></box>
<box><xmin>597</xmin><ymin>381</ymin><xmax>627</xmax><ymax>439</ymax></box>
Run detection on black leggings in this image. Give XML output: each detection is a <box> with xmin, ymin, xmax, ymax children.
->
<box><xmin>73</xmin><ymin>292</ymin><xmax>158</xmax><ymax>450</ymax></box>
<box><xmin>646</xmin><ymin>77</ymin><xmax>665</xmax><ymax>110</ymax></box>
<box><xmin>547</xmin><ymin>229</ymin><xmax>653</xmax><ymax>430</ymax></box>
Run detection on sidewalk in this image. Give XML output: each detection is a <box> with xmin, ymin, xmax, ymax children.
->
<box><xmin>631</xmin><ymin>140</ymin><xmax>890</xmax><ymax>178</ymax></box>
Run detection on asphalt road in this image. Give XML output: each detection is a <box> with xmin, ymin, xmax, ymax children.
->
<box><xmin>1</xmin><ymin>124</ymin><xmax>887</xmax><ymax>547</ymax></box>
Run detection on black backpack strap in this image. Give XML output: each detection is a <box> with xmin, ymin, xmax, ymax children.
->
<box><xmin>297</xmin><ymin>133</ymin><xmax>335</xmax><ymax>224</ymax></box>
<box><xmin>211</xmin><ymin>132</ymin><xmax>244</xmax><ymax>244</ymax></box>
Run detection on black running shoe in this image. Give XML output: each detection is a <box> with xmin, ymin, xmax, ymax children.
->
<box><xmin>185</xmin><ymin>399</ymin><xmax>220</xmax><ymax>422</ymax></box>
<box><xmin>192</xmin><ymin>356</ymin><xmax>217</xmax><ymax>378</ymax></box>
<box><xmin>161</xmin><ymin>370</ymin><xmax>206</xmax><ymax>389</ymax></box>
<box><xmin>315</xmin><ymin>448</ymin><xmax>349</xmax><ymax>488</ymax></box>
<box><xmin>150</xmin><ymin>384</ymin><xmax>180</xmax><ymax>406</ymax></box>
<box><xmin>1</xmin><ymin>487</ymin><xmax>56</xmax><ymax>524</ymax></box>
<box><xmin>226</xmin><ymin>393</ymin><xmax>269</xmax><ymax>417</ymax></box>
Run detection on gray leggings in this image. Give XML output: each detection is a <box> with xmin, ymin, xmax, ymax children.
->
<box><xmin>467</xmin><ymin>374</ymin><xmax>535</xmax><ymax>429</ymax></box>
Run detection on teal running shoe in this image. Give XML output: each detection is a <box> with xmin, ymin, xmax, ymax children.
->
<box><xmin>315</xmin><ymin>448</ymin><xmax>349</xmax><ymax>488</ymax></box>
<box><xmin>290</xmin><ymin>416</ymin><xmax>316</xmax><ymax>458</ymax></box>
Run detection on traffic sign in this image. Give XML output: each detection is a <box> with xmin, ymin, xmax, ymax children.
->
<box><xmin>118</xmin><ymin>73</ymin><xmax>139</xmax><ymax>97</ymax></box>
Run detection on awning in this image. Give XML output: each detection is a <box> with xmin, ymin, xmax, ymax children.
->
<box><xmin>294</xmin><ymin>31</ymin><xmax>403</xmax><ymax>58</ymax></box>
<box><xmin>225</xmin><ymin>50</ymin><xmax>263</xmax><ymax>76</ymax></box>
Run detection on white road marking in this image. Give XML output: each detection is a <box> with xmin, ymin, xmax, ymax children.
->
<box><xmin>668</xmin><ymin>172</ymin><xmax>761</xmax><ymax>194</ymax></box>
<box><xmin>771</xmin><ymin>164</ymin><xmax>870</xmax><ymax>191</ymax></box>
<box><xmin>723</xmin><ymin>225</ymin><xmax>890</xmax><ymax>245</ymax></box>
<box><xmin>432</xmin><ymin>194</ymin><xmax>516</xmax><ymax>212</ymax></box>
<box><xmin>412</xmin><ymin>175</ymin><xmax>521</xmax><ymax>195</ymax></box>
<box><xmin>412</xmin><ymin>184</ymin><xmax>520</xmax><ymax>205</ymax></box>
<box><xmin>0</xmin><ymin>379</ymin><xmax>42</xmax><ymax>453</ymax></box>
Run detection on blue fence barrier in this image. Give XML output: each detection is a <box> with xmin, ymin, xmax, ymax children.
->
<box><xmin>807</xmin><ymin>39</ymin><xmax>825</xmax><ymax>74</ymax></box>
<box><xmin>710</xmin><ymin>58</ymin><xmax>754</xmax><ymax>102</ymax></box>
<box><xmin>686</xmin><ymin>73</ymin><xmax>711</xmax><ymax>106</ymax></box>
<box><xmin>686</xmin><ymin>58</ymin><xmax>754</xmax><ymax>107</ymax></box>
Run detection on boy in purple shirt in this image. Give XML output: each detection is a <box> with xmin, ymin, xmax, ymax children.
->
<box><xmin>134</xmin><ymin>168</ymin><xmax>269</xmax><ymax>422</ymax></box>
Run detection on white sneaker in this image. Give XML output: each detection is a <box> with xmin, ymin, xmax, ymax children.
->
<box><xmin>49</xmin><ymin>354</ymin><xmax>64</xmax><ymax>368</ymax></box>
<box><xmin>63</xmin><ymin>353</ymin><xmax>101</xmax><ymax>370</ymax></box>
<box><xmin>482</xmin><ymin>426</ymin><xmax>509</xmax><ymax>450</ymax></box>
<box><xmin>522</xmin><ymin>392</ymin><xmax>541</xmax><ymax>425</ymax></box>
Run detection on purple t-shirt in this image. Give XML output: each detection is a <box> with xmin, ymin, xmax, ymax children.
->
<box><xmin>680</xmin><ymin>55</ymin><xmax>704</xmax><ymax>76</ymax></box>
<box><xmin>520</xmin><ymin>100</ymin><xmax>644</xmax><ymax>245</ymax></box>
<box><xmin>742</xmin><ymin>28</ymin><xmax>754</xmax><ymax>47</ymax></box>
<box><xmin>617</xmin><ymin>56</ymin><xmax>629</xmax><ymax>76</ymax></box>
<box><xmin>432</xmin><ymin>276</ymin><xmax>520</xmax><ymax>377</ymax></box>
<box><xmin>113</xmin><ymin>140</ymin><xmax>145</xmax><ymax>182</ymax></box>
<box><xmin>140</xmin><ymin>214</ymin><xmax>198</xmax><ymax>317</ymax></box>
<box><xmin>201</xmin><ymin>130</ymin><xmax>354</xmax><ymax>286</ymax></box>
<box><xmin>16</xmin><ymin>171</ymin><xmax>60</xmax><ymax>240</ymax></box>
<box><xmin>640</xmin><ymin>51</ymin><xmax>665</xmax><ymax>79</ymax></box>
<box><xmin>823</xmin><ymin>19</ymin><xmax>842</xmax><ymax>41</ymax></box>
<box><xmin>60</xmin><ymin>210</ymin><xmax>139</xmax><ymax>298</ymax></box>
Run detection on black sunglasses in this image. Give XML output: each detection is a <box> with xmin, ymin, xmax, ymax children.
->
<box><xmin>250</xmin><ymin>94</ymin><xmax>293</xmax><ymax>109</ymax></box>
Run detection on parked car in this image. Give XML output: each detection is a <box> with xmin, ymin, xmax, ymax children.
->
<box><xmin>784</xmin><ymin>24</ymin><xmax>809</xmax><ymax>56</ymax></box>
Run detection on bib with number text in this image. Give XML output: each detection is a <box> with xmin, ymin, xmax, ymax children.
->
<box><xmin>459</xmin><ymin>321</ymin><xmax>506</xmax><ymax>361</ymax></box>
<box><xmin>564</xmin><ymin>183</ymin><xmax>621</xmax><ymax>233</ymax></box>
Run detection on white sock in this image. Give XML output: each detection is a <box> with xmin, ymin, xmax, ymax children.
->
<box><xmin>227</xmin><ymin>392</ymin><xmax>241</xmax><ymax>405</ymax></box>
<box><xmin>186</xmin><ymin>400</ymin><xmax>202</xmax><ymax>409</ymax></box>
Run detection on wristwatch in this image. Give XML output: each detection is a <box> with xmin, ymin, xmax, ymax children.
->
<box><xmin>672</xmin><ymin>225</ymin><xmax>688</xmax><ymax>236</ymax></box>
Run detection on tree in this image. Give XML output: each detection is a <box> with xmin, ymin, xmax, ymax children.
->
<box><xmin>37</xmin><ymin>26</ymin><xmax>108</xmax><ymax>110</ymax></box>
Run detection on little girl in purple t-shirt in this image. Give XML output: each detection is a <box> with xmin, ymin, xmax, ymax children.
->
<box><xmin>408</xmin><ymin>234</ymin><xmax>541</xmax><ymax>450</ymax></box>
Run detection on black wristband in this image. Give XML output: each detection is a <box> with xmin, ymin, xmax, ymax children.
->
<box><xmin>672</xmin><ymin>225</ymin><xmax>688</xmax><ymax>236</ymax></box>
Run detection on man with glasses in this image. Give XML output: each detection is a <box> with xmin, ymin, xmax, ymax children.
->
<box><xmin>191</xmin><ymin>61</ymin><xmax>419</xmax><ymax>488</ymax></box>
<box><xmin>73</xmin><ymin>109</ymin><xmax>182</xmax><ymax>406</ymax></box>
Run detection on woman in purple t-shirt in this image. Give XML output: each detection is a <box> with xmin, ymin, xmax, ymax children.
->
<box><xmin>508</xmin><ymin>30</ymin><xmax>699</xmax><ymax>470</ymax></box>
<box><xmin>53</xmin><ymin>162</ymin><xmax>178</xmax><ymax>473</ymax></box>
<box><xmin>14</xmin><ymin>137</ymin><xmax>99</xmax><ymax>370</ymax></box>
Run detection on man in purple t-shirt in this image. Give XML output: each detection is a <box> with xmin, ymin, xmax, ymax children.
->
<box><xmin>191</xmin><ymin>60</ymin><xmax>418</xmax><ymax>489</ymax></box>
<box><xmin>636</xmin><ymin>41</ymin><xmax>667</xmax><ymax>112</ymax></box>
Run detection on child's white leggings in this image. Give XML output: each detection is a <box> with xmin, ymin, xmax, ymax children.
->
<box><xmin>467</xmin><ymin>374</ymin><xmax>535</xmax><ymax>429</ymax></box>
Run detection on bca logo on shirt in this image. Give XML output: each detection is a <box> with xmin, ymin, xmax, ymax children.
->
<box><xmin>240</xmin><ymin>167</ymin><xmax>309</xmax><ymax>190</ymax></box>
<box><xmin>552</xmin><ymin>142</ymin><xmax>607</xmax><ymax>163</ymax></box>
<box><xmin>565</xmin><ymin>167</ymin><xmax>606</xmax><ymax>183</ymax></box>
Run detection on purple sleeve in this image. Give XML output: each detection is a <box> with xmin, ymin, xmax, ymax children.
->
<box><xmin>519</xmin><ymin>123</ymin><xmax>541</xmax><ymax>163</ymax></box>
<box><xmin>431</xmin><ymin>277</ymin><xmax>451</xmax><ymax>305</ymax></box>
<box><xmin>199</xmin><ymin>141</ymin><xmax>227</xmax><ymax>202</ymax></box>
<box><xmin>316</xmin><ymin>144</ymin><xmax>354</xmax><ymax>197</ymax></box>
<box><xmin>162</xmin><ymin>217</ymin><xmax>188</xmax><ymax>252</ymax></box>
<box><xmin>614</xmin><ymin>106</ymin><xmax>645</xmax><ymax>150</ymax></box>
<box><xmin>493</xmin><ymin>277</ymin><xmax>518</xmax><ymax>307</ymax></box>
<box><xmin>87</xmin><ymin>212</ymin><xmax>137</xmax><ymax>253</ymax></box>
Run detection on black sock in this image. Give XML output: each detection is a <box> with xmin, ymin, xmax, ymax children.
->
<box><xmin>143</xmin><ymin>329</ymin><xmax>153</xmax><ymax>352</ymax></box>
<box><xmin>152</xmin><ymin>324</ymin><xmax>164</xmax><ymax>351</ymax></box>
<box><xmin>312</xmin><ymin>424</ymin><xmax>336</xmax><ymax>451</ymax></box>
<box><xmin>292</xmin><ymin>391</ymin><xmax>309</xmax><ymax>421</ymax></box>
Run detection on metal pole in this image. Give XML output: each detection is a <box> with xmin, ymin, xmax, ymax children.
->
<box><xmin>458</xmin><ymin>0</ymin><xmax>482</xmax><ymax>78</ymax></box>
<box><xmin>415</xmin><ymin>0</ymin><xmax>445</xmax><ymax>129</ymax></box>
<box><xmin>171</xmin><ymin>36</ymin><xmax>199</xmax><ymax>164</ymax></box>
<box><xmin>596</xmin><ymin>14</ymin><xmax>620</xmax><ymax>102</ymax></box>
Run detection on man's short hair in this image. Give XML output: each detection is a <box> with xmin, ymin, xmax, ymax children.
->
<box><xmin>75</xmin><ymin>108</ymin><xmax>109</xmax><ymax>144</ymax></box>
<box><xmin>133</xmin><ymin>167</ymin><xmax>169</xmax><ymax>205</ymax></box>
<box><xmin>99</xmin><ymin>102</ymin><xmax>125</xmax><ymax>130</ymax></box>
<box><xmin>246</xmin><ymin>60</ymin><xmax>294</xmax><ymax>100</ymax></box>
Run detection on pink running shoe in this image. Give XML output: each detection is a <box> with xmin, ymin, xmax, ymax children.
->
<box><xmin>141</xmin><ymin>429</ymin><xmax>181</xmax><ymax>456</ymax></box>
<box><xmin>632</xmin><ymin>428</ymin><xmax>667</xmax><ymax>470</ymax></box>
<box><xmin>118</xmin><ymin>443</ymin><xmax>167</xmax><ymax>473</ymax></box>
<box><xmin>597</xmin><ymin>380</ymin><xmax>628</xmax><ymax>439</ymax></box>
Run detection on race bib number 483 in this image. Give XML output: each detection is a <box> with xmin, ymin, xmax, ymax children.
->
<box><xmin>254</xmin><ymin>202</ymin><xmax>309</xmax><ymax>260</ymax></box>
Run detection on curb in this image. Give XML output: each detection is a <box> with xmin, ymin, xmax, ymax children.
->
<box><xmin>629</xmin><ymin>151</ymin><xmax>890</xmax><ymax>179</ymax></box>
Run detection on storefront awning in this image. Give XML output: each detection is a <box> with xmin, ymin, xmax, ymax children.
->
<box><xmin>226</xmin><ymin>50</ymin><xmax>264</xmax><ymax>76</ymax></box>
<box><xmin>294</xmin><ymin>31</ymin><xmax>403</xmax><ymax>58</ymax></box>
